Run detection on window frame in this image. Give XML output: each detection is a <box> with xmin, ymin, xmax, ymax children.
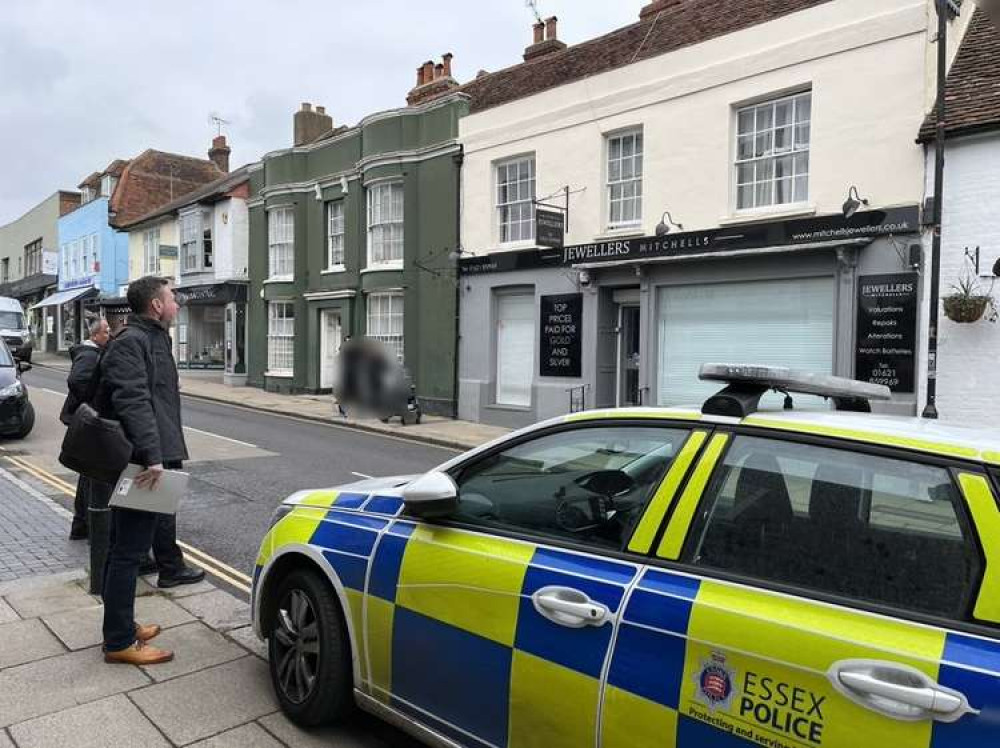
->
<box><xmin>179</xmin><ymin>211</ymin><xmax>200</xmax><ymax>274</ymax></box>
<box><xmin>101</xmin><ymin>175</ymin><xmax>117</xmax><ymax>198</ymax></box>
<box><xmin>733</xmin><ymin>90</ymin><xmax>812</xmax><ymax>214</ymax></box>
<box><xmin>365</xmin><ymin>290</ymin><xmax>404</xmax><ymax>365</ymax></box>
<box><xmin>266</xmin><ymin>300</ymin><xmax>295</xmax><ymax>376</ymax></box>
<box><xmin>143</xmin><ymin>227</ymin><xmax>161</xmax><ymax>276</ymax></box>
<box><xmin>672</xmin><ymin>426</ymin><xmax>989</xmax><ymax>630</ymax></box>
<box><xmin>24</xmin><ymin>239</ymin><xmax>42</xmax><ymax>277</ymax></box>
<box><xmin>326</xmin><ymin>200</ymin><xmax>346</xmax><ymax>271</ymax></box>
<box><xmin>267</xmin><ymin>206</ymin><xmax>295</xmax><ymax>280</ymax></box>
<box><xmin>366</xmin><ymin>181</ymin><xmax>404</xmax><ymax>269</ymax></box>
<box><xmin>494</xmin><ymin>154</ymin><xmax>536</xmax><ymax>247</ymax></box>
<box><xmin>605</xmin><ymin>128</ymin><xmax>644</xmax><ymax>230</ymax></box>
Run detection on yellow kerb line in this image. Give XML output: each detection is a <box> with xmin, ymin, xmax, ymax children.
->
<box><xmin>3</xmin><ymin>456</ymin><xmax>251</xmax><ymax>594</ymax></box>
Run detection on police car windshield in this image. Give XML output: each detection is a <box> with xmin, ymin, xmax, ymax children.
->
<box><xmin>0</xmin><ymin>312</ymin><xmax>24</xmax><ymax>330</ymax></box>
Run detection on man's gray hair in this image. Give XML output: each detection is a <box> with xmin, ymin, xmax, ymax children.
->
<box><xmin>88</xmin><ymin>318</ymin><xmax>107</xmax><ymax>338</ymax></box>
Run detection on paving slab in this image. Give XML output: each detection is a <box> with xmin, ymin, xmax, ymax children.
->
<box><xmin>0</xmin><ymin>570</ymin><xmax>86</xmax><ymax>598</ymax></box>
<box><xmin>0</xmin><ymin>729</ymin><xmax>13</xmax><ymax>748</ymax></box>
<box><xmin>259</xmin><ymin>711</ymin><xmax>421</xmax><ymax>748</ymax></box>
<box><xmin>0</xmin><ymin>619</ymin><xmax>65</xmax><ymax>669</ymax></box>
<box><xmin>139</xmin><ymin>622</ymin><xmax>246</xmax><ymax>682</ymax></box>
<box><xmin>130</xmin><ymin>656</ymin><xmax>276</xmax><ymax>745</ymax></box>
<box><xmin>0</xmin><ymin>599</ymin><xmax>18</xmax><ymax>624</ymax></box>
<box><xmin>189</xmin><ymin>723</ymin><xmax>284</xmax><ymax>748</ymax></box>
<box><xmin>0</xmin><ymin>647</ymin><xmax>150</xmax><ymax>728</ymax></box>
<box><xmin>227</xmin><ymin>626</ymin><xmax>267</xmax><ymax>660</ymax></box>
<box><xmin>4</xmin><ymin>580</ymin><xmax>95</xmax><ymax>619</ymax></box>
<box><xmin>9</xmin><ymin>694</ymin><xmax>170</xmax><ymax>748</ymax></box>
<box><xmin>42</xmin><ymin>595</ymin><xmax>195</xmax><ymax>651</ymax></box>
<box><xmin>174</xmin><ymin>589</ymin><xmax>251</xmax><ymax>632</ymax></box>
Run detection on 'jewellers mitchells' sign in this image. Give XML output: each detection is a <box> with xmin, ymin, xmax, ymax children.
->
<box><xmin>461</xmin><ymin>206</ymin><xmax>920</xmax><ymax>275</ymax></box>
<box><xmin>855</xmin><ymin>273</ymin><xmax>918</xmax><ymax>393</ymax></box>
<box><xmin>539</xmin><ymin>293</ymin><xmax>582</xmax><ymax>378</ymax></box>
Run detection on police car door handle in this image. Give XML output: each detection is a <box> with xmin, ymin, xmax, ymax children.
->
<box><xmin>532</xmin><ymin>586</ymin><xmax>612</xmax><ymax>628</ymax></box>
<box><xmin>829</xmin><ymin>660</ymin><xmax>978</xmax><ymax>723</ymax></box>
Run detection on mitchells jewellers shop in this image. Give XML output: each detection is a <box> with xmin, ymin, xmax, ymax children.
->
<box><xmin>458</xmin><ymin>206</ymin><xmax>923</xmax><ymax>429</ymax></box>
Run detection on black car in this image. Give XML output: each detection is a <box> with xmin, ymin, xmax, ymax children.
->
<box><xmin>0</xmin><ymin>340</ymin><xmax>34</xmax><ymax>438</ymax></box>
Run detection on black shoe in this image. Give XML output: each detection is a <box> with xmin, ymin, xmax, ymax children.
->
<box><xmin>69</xmin><ymin>522</ymin><xmax>88</xmax><ymax>540</ymax></box>
<box><xmin>157</xmin><ymin>567</ymin><xmax>205</xmax><ymax>588</ymax></box>
<box><xmin>138</xmin><ymin>558</ymin><xmax>159</xmax><ymax>576</ymax></box>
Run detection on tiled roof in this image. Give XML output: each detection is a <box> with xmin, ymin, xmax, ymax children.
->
<box><xmin>109</xmin><ymin>150</ymin><xmax>224</xmax><ymax>227</ymax></box>
<box><xmin>103</xmin><ymin>159</ymin><xmax>129</xmax><ymax>178</ymax></box>
<box><xmin>77</xmin><ymin>172</ymin><xmax>102</xmax><ymax>190</ymax></box>
<box><xmin>119</xmin><ymin>164</ymin><xmax>252</xmax><ymax>229</ymax></box>
<box><xmin>459</xmin><ymin>0</ymin><xmax>832</xmax><ymax>114</ymax></box>
<box><xmin>919</xmin><ymin>10</ymin><xmax>1000</xmax><ymax>142</ymax></box>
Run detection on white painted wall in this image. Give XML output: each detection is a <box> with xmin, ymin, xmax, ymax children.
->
<box><xmin>214</xmin><ymin>197</ymin><xmax>249</xmax><ymax>281</ymax></box>
<box><xmin>460</xmin><ymin>0</ymin><xmax>932</xmax><ymax>254</ymax></box>
<box><xmin>924</xmin><ymin>133</ymin><xmax>1000</xmax><ymax>426</ymax></box>
<box><xmin>127</xmin><ymin>217</ymin><xmax>178</xmax><ymax>282</ymax></box>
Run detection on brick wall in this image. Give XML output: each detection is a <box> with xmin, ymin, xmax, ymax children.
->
<box><xmin>932</xmin><ymin>132</ymin><xmax>1000</xmax><ymax>426</ymax></box>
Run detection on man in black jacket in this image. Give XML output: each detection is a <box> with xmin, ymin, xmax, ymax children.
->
<box><xmin>62</xmin><ymin>318</ymin><xmax>109</xmax><ymax>539</ymax></box>
<box><xmin>98</xmin><ymin>276</ymin><xmax>202</xmax><ymax>665</ymax></box>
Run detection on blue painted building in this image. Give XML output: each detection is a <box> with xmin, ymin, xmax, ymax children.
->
<box><xmin>57</xmin><ymin>195</ymin><xmax>129</xmax><ymax>295</ymax></box>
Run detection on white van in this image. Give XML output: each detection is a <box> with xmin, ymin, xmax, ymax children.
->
<box><xmin>0</xmin><ymin>297</ymin><xmax>32</xmax><ymax>362</ymax></box>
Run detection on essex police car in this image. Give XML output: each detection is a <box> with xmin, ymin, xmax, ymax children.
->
<box><xmin>251</xmin><ymin>364</ymin><xmax>1000</xmax><ymax>748</ymax></box>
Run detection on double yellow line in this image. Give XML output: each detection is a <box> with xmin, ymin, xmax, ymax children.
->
<box><xmin>3</xmin><ymin>454</ymin><xmax>252</xmax><ymax>594</ymax></box>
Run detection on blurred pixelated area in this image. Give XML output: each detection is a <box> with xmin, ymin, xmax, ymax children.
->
<box><xmin>333</xmin><ymin>337</ymin><xmax>422</xmax><ymax>425</ymax></box>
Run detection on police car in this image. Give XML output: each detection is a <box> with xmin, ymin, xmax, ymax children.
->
<box><xmin>252</xmin><ymin>364</ymin><xmax>1000</xmax><ymax>748</ymax></box>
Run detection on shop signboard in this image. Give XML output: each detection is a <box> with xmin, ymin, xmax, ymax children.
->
<box><xmin>536</xmin><ymin>209</ymin><xmax>565</xmax><ymax>249</ymax></box>
<box><xmin>855</xmin><ymin>273</ymin><xmax>918</xmax><ymax>393</ymax></box>
<box><xmin>175</xmin><ymin>283</ymin><xmax>247</xmax><ymax>306</ymax></box>
<box><xmin>539</xmin><ymin>293</ymin><xmax>582</xmax><ymax>378</ymax></box>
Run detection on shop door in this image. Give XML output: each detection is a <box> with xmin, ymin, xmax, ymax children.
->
<box><xmin>320</xmin><ymin>310</ymin><xmax>342</xmax><ymax>390</ymax></box>
<box><xmin>656</xmin><ymin>277</ymin><xmax>834</xmax><ymax>407</ymax></box>
<box><xmin>618</xmin><ymin>305</ymin><xmax>641</xmax><ymax>406</ymax></box>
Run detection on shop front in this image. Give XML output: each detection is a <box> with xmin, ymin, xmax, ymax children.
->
<box><xmin>29</xmin><ymin>286</ymin><xmax>98</xmax><ymax>354</ymax></box>
<box><xmin>175</xmin><ymin>281</ymin><xmax>248</xmax><ymax>384</ymax></box>
<box><xmin>459</xmin><ymin>206</ymin><xmax>923</xmax><ymax>428</ymax></box>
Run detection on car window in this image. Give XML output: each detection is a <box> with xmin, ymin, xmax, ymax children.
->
<box><xmin>452</xmin><ymin>426</ymin><xmax>690</xmax><ymax>550</ymax></box>
<box><xmin>687</xmin><ymin>435</ymin><xmax>980</xmax><ymax>619</ymax></box>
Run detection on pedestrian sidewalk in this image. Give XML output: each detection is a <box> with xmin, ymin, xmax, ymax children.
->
<box><xmin>0</xmin><ymin>466</ymin><xmax>414</xmax><ymax>747</ymax></box>
<box><xmin>33</xmin><ymin>353</ymin><xmax>509</xmax><ymax>452</ymax></box>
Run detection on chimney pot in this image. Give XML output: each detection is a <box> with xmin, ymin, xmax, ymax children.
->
<box><xmin>208</xmin><ymin>135</ymin><xmax>231</xmax><ymax>173</ymax></box>
<box><xmin>533</xmin><ymin>21</ymin><xmax>545</xmax><ymax>44</ymax></box>
<box><xmin>416</xmin><ymin>65</ymin><xmax>425</xmax><ymax>86</ymax></box>
<box><xmin>293</xmin><ymin>103</ymin><xmax>334</xmax><ymax>147</ymax></box>
<box><xmin>434</xmin><ymin>63</ymin><xmax>444</xmax><ymax>80</ymax></box>
<box><xmin>545</xmin><ymin>16</ymin><xmax>558</xmax><ymax>40</ymax></box>
<box><xmin>422</xmin><ymin>60</ymin><xmax>435</xmax><ymax>84</ymax></box>
<box><xmin>316</xmin><ymin>105</ymin><xmax>326</xmax><ymax>115</ymax></box>
<box><xmin>442</xmin><ymin>52</ymin><xmax>453</xmax><ymax>78</ymax></box>
<box><xmin>301</xmin><ymin>102</ymin><xmax>312</xmax><ymax>112</ymax></box>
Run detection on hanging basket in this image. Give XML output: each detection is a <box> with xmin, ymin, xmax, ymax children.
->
<box><xmin>943</xmin><ymin>294</ymin><xmax>990</xmax><ymax>323</ymax></box>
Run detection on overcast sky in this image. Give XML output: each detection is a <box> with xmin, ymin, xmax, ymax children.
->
<box><xmin>0</xmin><ymin>0</ymin><xmax>642</xmax><ymax>225</ymax></box>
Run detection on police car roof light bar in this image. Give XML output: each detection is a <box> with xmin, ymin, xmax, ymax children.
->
<box><xmin>699</xmin><ymin>364</ymin><xmax>891</xmax><ymax>418</ymax></box>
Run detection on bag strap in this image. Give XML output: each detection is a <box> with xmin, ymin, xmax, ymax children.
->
<box><xmin>91</xmin><ymin>325</ymin><xmax>158</xmax><ymax>406</ymax></box>
<box><xmin>83</xmin><ymin>348</ymin><xmax>107</xmax><ymax>406</ymax></box>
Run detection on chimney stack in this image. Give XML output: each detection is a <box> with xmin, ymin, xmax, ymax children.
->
<box><xmin>524</xmin><ymin>15</ymin><xmax>566</xmax><ymax>61</ymax></box>
<box><xmin>293</xmin><ymin>102</ymin><xmax>334</xmax><ymax>146</ymax></box>
<box><xmin>640</xmin><ymin>0</ymin><xmax>683</xmax><ymax>21</ymax></box>
<box><xmin>407</xmin><ymin>53</ymin><xmax>460</xmax><ymax>107</ymax></box>
<box><xmin>208</xmin><ymin>135</ymin><xmax>231</xmax><ymax>173</ymax></box>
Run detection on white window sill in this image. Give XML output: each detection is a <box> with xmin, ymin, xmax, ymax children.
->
<box><xmin>361</xmin><ymin>264</ymin><xmax>403</xmax><ymax>274</ymax></box>
<box><xmin>496</xmin><ymin>240</ymin><xmax>536</xmax><ymax>252</ymax></box>
<box><xmin>263</xmin><ymin>277</ymin><xmax>294</xmax><ymax>285</ymax></box>
<box><xmin>719</xmin><ymin>204</ymin><xmax>816</xmax><ymax>226</ymax></box>
<box><xmin>596</xmin><ymin>226</ymin><xmax>644</xmax><ymax>240</ymax></box>
<box><xmin>322</xmin><ymin>265</ymin><xmax>347</xmax><ymax>275</ymax></box>
<box><xmin>265</xmin><ymin>370</ymin><xmax>294</xmax><ymax>379</ymax></box>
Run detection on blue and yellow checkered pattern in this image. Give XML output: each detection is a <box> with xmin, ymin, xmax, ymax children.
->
<box><xmin>255</xmin><ymin>489</ymin><xmax>1000</xmax><ymax>748</ymax></box>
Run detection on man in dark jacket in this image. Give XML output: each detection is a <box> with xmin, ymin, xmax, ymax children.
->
<box><xmin>62</xmin><ymin>318</ymin><xmax>109</xmax><ymax>539</ymax></box>
<box><xmin>98</xmin><ymin>276</ymin><xmax>202</xmax><ymax>665</ymax></box>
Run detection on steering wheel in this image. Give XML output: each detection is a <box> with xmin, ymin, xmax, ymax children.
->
<box><xmin>555</xmin><ymin>470</ymin><xmax>637</xmax><ymax>533</ymax></box>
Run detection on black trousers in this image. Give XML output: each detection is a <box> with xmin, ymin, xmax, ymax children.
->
<box><xmin>72</xmin><ymin>477</ymin><xmax>90</xmax><ymax>530</ymax></box>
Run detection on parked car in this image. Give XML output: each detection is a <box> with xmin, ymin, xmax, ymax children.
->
<box><xmin>0</xmin><ymin>296</ymin><xmax>32</xmax><ymax>363</ymax></box>
<box><xmin>0</xmin><ymin>339</ymin><xmax>33</xmax><ymax>438</ymax></box>
<box><xmin>251</xmin><ymin>364</ymin><xmax>1000</xmax><ymax>748</ymax></box>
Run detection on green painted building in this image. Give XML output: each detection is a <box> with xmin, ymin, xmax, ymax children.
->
<box><xmin>246</xmin><ymin>91</ymin><xmax>467</xmax><ymax>415</ymax></box>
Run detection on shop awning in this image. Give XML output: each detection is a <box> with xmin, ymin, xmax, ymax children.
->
<box><xmin>29</xmin><ymin>286</ymin><xmax>96</xmax><ymax>310</ymax></box>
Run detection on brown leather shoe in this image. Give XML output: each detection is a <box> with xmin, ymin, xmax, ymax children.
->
<box><xmin>104</xmin><ymin>641</ymin><xmax>174</xmax><ymax>665</ymax></box>
<box><xmin>135</xmin><ymin>623</ymin><xmax>161</xmax><ymax>642</ymax></box>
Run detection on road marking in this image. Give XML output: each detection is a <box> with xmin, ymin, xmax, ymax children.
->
<box><xmin>351</xmin><ymin>471</ymin><xmax>374</xmax><ymax>480</ymax></box>
<box><xmin>38</xmin><ymin>388</ymin><xmax>64</xmax><ymax>397</ymax></box>
<box><xmin>3</xmin><ymin>455</ymin><xmax>252</xmax><ymax>594</ymax></box>
<box><xmin>182</xmin><ymin>426</ymin><xmax>257</xmax><ymax>449</ymax></box>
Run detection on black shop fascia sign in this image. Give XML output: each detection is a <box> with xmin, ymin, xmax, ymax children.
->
<box><xmin>461</xmin><ymin>206</ymin><xmax>920</xmax><ymax>275</ymax></box>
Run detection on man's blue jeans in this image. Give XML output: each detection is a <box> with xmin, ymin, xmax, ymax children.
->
<box><xmin>102</xmin><ymin>506</ymin><xmax>158</xmax><ymax>652</ymax></box>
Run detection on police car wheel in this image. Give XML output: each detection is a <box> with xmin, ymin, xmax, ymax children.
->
<box><xmin>267</xmin><ymin>569</ymin><xmax>353</xmax><ymax>726</ymax></box>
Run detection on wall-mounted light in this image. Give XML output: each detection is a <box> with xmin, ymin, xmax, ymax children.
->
<box><xmin>842</xmin><ymin>185</ymin><xmax>869</xmax><ymax>219</ymax></box>
<box><xmin>655</xmin><ymin>211</ymin><xmax>683</xmax><ymax>236</ymax></box>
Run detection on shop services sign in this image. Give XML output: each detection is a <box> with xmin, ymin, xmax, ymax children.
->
<box><xmin>855</xmin><ymin>273</ymin><xmax>918</xmax><ymax>393</ymax></box>
<box><xmin>539</xmin><ymin>293</ymin><xmax>582</xmax><ymax>378</ymax></box>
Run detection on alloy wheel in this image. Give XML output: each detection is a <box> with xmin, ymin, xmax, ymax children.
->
<box><xmin>273</xmin><ymin>588</ymin><xmax>321</xmax><ymax>704</ymax></box>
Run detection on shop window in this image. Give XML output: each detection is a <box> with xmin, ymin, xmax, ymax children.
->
<box><xmin>267</xmin><ymin>301</ymin><xmax>295</xmax><ymax>375</ymax></box>
<box><xmin>687</xmin><ymin>436</ymin><xmax>980</xmax><ymax>619</ymax></box>
<box><xmin>366</xmin><ymin>182</ymin><xmax>403</xmax><ymax>268</ymax></box>
<box><xmin>735</xmin><ymin>92</ymin><xmax>811</xmax><ymax>211</ymax></box>
<box><xmin>607</xmin><ymin>129</ymin><xmax>643</xmax><ymax>228</ymax></box>
<box><xmin>495</xmin><ymin>156</ymin><xmax>535</xmax><ymax>244</ymax></box>
<box><xmin>366</xmin><ymin>291</ymin><xmax>404</xmax><ymax>364</ymax></box>
<box><xmin>495</xmin><ymin>292</ymin><xmax>534</xmax><ymax>407</ymax></box>
<box><xmin>202</xmin><ymin>209</ymin><xmax>214</xmax><ymax>269</ymax></box>
<box><xmin>268</xmin><ymin>207</ymin><xmax>295</xmax><ymax>279</ymax></box>
<box><xmin>143</xmin><ymin>228</ymin><xmax>161</xmax><ymax>275</ymax></box>
<box><xmin>452</xmin><ymin>426</ymin><xmax>690</xmax><ymax>550</ymax></box>
<box><xmin>327</xmin><ymin>201</ymin><xmax>345</xmax><ymax>270</ymax></box>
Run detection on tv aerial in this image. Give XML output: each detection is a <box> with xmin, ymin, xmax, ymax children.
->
<box><xmin>525</xmin><ymin>0</ymin><xmax>542</xmax><ymax>23</ymax></box>
<box><xmin>208</xmin><ymin>112</ymin><xmax>231</xmax><ymax>137</ymax></box>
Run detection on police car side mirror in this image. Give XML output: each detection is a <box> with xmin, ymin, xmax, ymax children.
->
<box><xmin>402</xmin><ymin>471</ymin><xmax>459</xmax><ymax>519</ymax></box>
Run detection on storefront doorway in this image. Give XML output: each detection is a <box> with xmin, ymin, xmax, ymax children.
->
<box><xmin>320</xmin><ymin>309</ymin><xmax>342</xmax><ymax>390</ymax></box>
<box><xmin>617</xmin><ymin>305</ymin><xmax>641</xmax><ymax>406</ymax></box>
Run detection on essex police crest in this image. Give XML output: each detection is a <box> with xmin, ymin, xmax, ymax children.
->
<box><xmin>693</xmin><ymin>651</ymin><xmax>738</xmax><ymax>711</ymax></box>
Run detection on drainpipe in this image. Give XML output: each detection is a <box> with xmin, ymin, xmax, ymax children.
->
<box><xmin>452</xmin><ymin>146</ymin><xmax>464</xmax><ymax>420</ymax></box>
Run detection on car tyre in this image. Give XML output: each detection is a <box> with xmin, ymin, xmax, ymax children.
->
<box><xmin>16</xmin><ymin>402</ymin><xmax>34</xmax><ymax>438</ymax></box>
<box><xmin>266</xmin><ymin>568</ymin><xmax>354</xmax><ymax>727</ymax></box>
